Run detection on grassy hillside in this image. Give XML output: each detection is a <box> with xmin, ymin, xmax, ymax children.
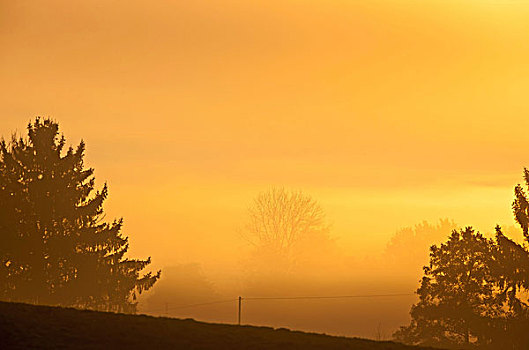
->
<box><xmin>0</xmin><ymin>301</ymin><xmax>437</xmax><ymax>349</ymax></box>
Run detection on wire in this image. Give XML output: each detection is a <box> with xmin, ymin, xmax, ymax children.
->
<box><xmin>169</xmin><ymin>298</ymin><xmax>238</xmax><ymax>310</ymax></box>
<box><xmin>244</xmin><ymin>293</ymin><xmax>414</xmax><ymax>300</ymax></box>
<box><xmin>142</xmin><ymin>298</ymin><xmax>237</xmax><ymax>314</ymax></box>
<box><xmin>141</xmin><ymin>293</ymin><xmax>414</xmax><ymax>314</ymax></box>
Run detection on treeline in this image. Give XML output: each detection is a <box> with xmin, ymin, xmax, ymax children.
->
<box><xmin>394</xmin><ymin>172</ymin><xmax>529</xmax><ymax>349</ymax></box>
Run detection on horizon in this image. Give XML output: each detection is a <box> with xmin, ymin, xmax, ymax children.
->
<box><xmin>2</xmin><ymin>0</ymin><xmax>529</xmax><ymax>343</ymax></box>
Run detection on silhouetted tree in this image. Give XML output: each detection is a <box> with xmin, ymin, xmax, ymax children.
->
<box><xmin>491</xmin><ymin>226</ymin><xmax>529</xmax><ymax>349</ymax></box>
<box><xmin>242</xmin><ymin>187</ymin><xmax>332</xmax><ymax>273</ymax></box>
<box><xmin>395</xmin><ymin>169</ymin><xmax>529</xmax><ymax>349</ymax></box>
<box><xmin>0</xmin><ymin>118</ymin><xmax>160</xmax><ymax>313</ymax></box>
<box><xmin>484</xmin><ymin>167</ymin><xmax>529</xmax><ymax>348</ymax></box>
<box><xmin>393</xmin><ymin>227</ymin><xmax>498</xmax><ymax>348</ymax></box>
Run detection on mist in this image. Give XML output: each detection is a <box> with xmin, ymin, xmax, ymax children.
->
<box><xmin>3</xmin><ymin>0</ymin><xmax>529</xmax><ymax>348</ymax></box>
<box><xmin>134</xmin><ymin>214</ymin><xmax>519</xmax><ymax>339</ymax></box>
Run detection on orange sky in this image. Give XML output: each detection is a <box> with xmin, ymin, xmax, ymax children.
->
<box><xmin>2</xmin><ymin>0</ymin><xmax>529</xmax><ymax>267</ymax></box>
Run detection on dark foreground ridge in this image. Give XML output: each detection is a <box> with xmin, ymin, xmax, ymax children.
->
<box><xmin>0</xmin><ymin>301</ymin><xmax>439</xmax><ymax>350</ymax></box>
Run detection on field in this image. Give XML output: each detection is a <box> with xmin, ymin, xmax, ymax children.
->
<box><xmin>0</xmin><ymin>301</ymin><xmax>440</xmax><ymax>350</ymax></box>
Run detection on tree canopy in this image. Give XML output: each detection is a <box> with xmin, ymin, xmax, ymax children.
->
<box><xmin>0</xmin><ymin>118</ymin><xmax>160</xmax><ymax>313</ymax></box>
<box><xmin>393</xmin><ymin>228</ymin><xmax>499</xmax><ymax>348</ymax></box>
<box><xmin>394</xmin><ymin>169</ymin><xmax>529</xmax><ymax>349</ymax></box>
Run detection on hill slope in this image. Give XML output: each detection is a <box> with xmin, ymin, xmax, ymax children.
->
<box><xmin>0</xmin><ymin>301</ymin><xmax>436</xmax><ymax>349</ymax></box>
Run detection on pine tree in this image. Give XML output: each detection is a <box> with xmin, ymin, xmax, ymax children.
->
<box><xmin>0</xmin><ymin>118</ymin><xmax>160</xmax><ymax>313</ymax></box>
<box><xmin>492</xmin><ymin>226</ymin><xmax>529</xmax><ymax>349</ymax></box>
<box><xmin>487</xmin><ymin>167</ymin><xmax>529</xmax><ymax>348</ymax></box>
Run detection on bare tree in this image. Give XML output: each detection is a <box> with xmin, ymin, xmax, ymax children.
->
<box><xmin>374</xmin><ymin>322</ymin><xmax>386</xmax><ymax>341</ymax></box>
<box><xmin>244</xmin><ymin>187</ymin><xmax>329</xmax><ymax>257</ymax></box>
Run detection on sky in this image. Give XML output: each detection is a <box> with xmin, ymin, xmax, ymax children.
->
<box><xmin>2</xmin><ymin>0</ymin><xmax>529</xmax><ymax>271</ymax></box>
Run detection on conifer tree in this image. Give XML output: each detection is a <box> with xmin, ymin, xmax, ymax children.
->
<box><xmin>492</xmin><ymin>226</ymin><xmax>529</xmax><ymax>349</ymax></box>
<box><xmin>488</xmin><ymin>167</ymin><xmax>529</xmax><ymax>348</ymax></box>
<box><xmin>0</xmin><ymin>118</ymin><xmax>160</xmax><ymax>313</ymax></box>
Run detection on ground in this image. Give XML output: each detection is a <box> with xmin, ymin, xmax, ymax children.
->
<box><xmin>0</xmin><ymin>301</ymin><xmax>439</xmax><ymax>350</ymax></box>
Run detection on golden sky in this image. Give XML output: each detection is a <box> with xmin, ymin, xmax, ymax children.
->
<box><xmin>2</xmin><ymin>0</ymin><xmax>529</xmax><ymax>266</ymax></box>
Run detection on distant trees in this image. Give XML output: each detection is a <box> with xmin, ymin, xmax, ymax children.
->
<box><xmin>395</xmin><ymin>169</ymin><xmax>529</xmax><ymax>349</ymax></box>
<box><xmin>384</xmin><ymin>219</ymin><xmax>458</xmax><ymax>274</ymax></box>
<box><xmin>242</xmin><ymin>188</ymin><xmax>332</xmax><ymax>272</ymax></box>
<box><xmin>139</xmin><ymin>264</ymin><xmax>221</xmax><ymax>319</ymax></box>
<box><xmin>0</xmin><ymin>118</ymin><xmax>160</xmax><ymax>313</ymax></box>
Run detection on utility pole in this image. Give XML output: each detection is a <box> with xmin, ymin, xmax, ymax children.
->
<box><xmin>238</xmin><ymin>296</ymin><xmax>242</xmax><ymax>325</ymax></box>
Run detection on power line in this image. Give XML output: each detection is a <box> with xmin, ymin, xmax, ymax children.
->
<box><xmin>244</xmin><ymin>293</ymin><xmax>414</xmax><ymax>300</ymax></box>
<box><xmin>169</xmin><ymin>298</ymin><xmax>238</xmax><ymax>310</ymax></box>
<box><xmin>141</xmin><ymin>293</ymin><xmax>415</xmax><ymax>315</ymax></box>
<box><xmin>238</xmin><ymin>293</ymin><xmax>415</xmax><ymax>325</ymax></box>
<box><xmin>143</xmin><ymin>298</ymin><xmax>237</xmax><ymax>314</ymax></box>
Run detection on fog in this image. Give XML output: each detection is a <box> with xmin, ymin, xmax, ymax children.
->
<box><xmin>3</xmin><ymin>0</ymin><xmax>529</xmax><ymax>343</ymax></box>
<box><xmin>135</xmin><ymin>217</ymin><xmax>522</xmax><ymax>339</ymax></box>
